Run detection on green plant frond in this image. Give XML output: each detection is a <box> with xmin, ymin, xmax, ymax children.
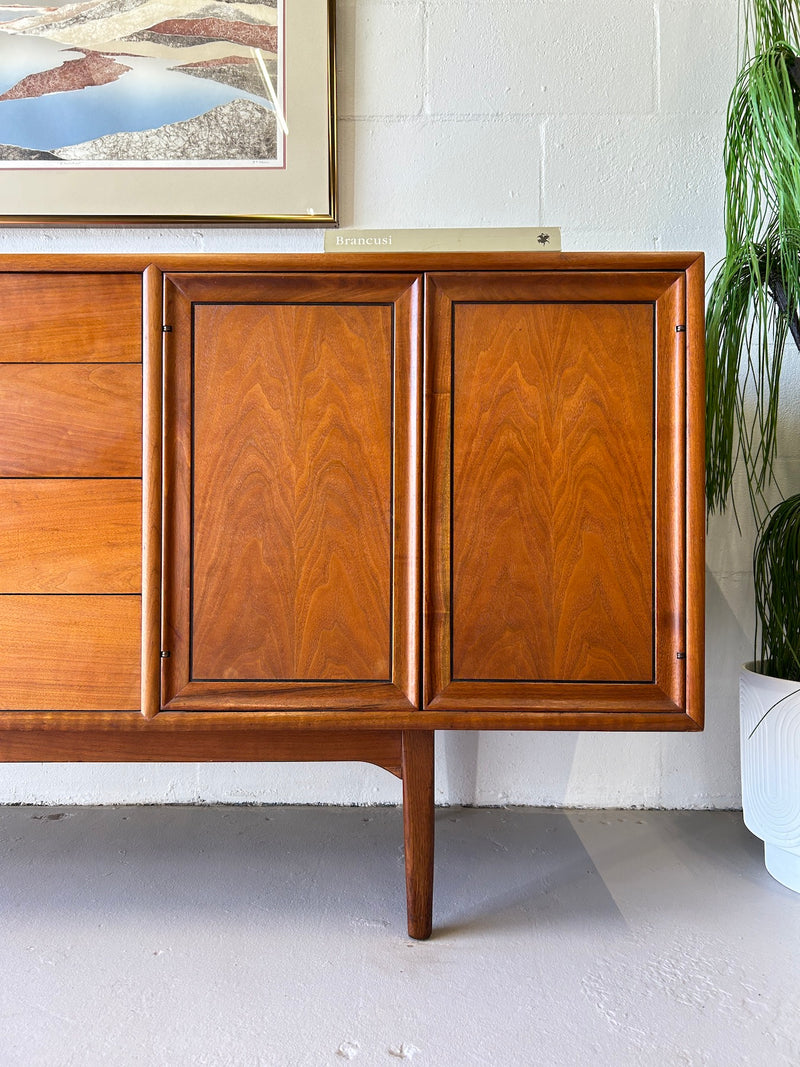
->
<box><xmin>705</xmin><ymin>226</ymin><xmax>800</xmax><ymax>516</ymax></box>
<box><xmin>707</xmin><ymin>33</ymin><xmax>800</xmax><ymax>517</ymax></box>
<box><xmin>724</xmin><ymin>45</ymin><xmax>800</xmax><ymax>249</ymax></box>
<box><xmin>754</xmin><ymin>493</ymin><xmax>800</xmax><ymax>679</ymax></box>
<box><xmin>710</xmin><ymin>3</ymin><xmax>800</xmax><ymax>686</ymax></box>
<box><xmin>706</xmin><ymin>249</ymin><xmax>755</xmax><ymax>511</ymax></box>
<box><xmin>743</xmin><ymin>0</ymin><xmax>800</xmax><ymax>57</ymax></box>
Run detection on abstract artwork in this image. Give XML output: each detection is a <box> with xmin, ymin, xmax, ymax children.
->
<box><xmin>0</xmin><ymin>0</ymin><xmax>335</xmax><ymax>222</ymax></box>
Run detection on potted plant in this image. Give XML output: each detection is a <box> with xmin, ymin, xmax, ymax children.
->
<box><xmin>706</xmin><ymin>0</ymin><xmax>800</xmax><ymax>890</ymax></box>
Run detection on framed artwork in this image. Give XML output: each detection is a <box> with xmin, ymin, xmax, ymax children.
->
<box><xmin>0</xmin><ymin>0</ymin><xmax>336</xmax><ymax>223</ymax></box>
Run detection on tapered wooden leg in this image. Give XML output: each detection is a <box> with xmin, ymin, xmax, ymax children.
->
<box><xmin>401</xmin><ymin>729</ymin><xmax>435</xmax><ymax>940</ymax></box>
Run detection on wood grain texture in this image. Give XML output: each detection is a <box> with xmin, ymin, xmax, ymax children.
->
<box><xmin>402</xmin><ymin>730</ymin><xmax>435</xmax><ymax>940</ymax></box>
<box><xmin>425</xmin><ymin>269</ymin><xmax>696</xmax><ymax>719</ymax></box>
<box><xmin>0</xmin><ymin>273</ymin><xmax>141</xmax><ymax>362</ymax></box>
<box><xmin>0</xmin><ymin>480</ymin><xmax>141</xmax><ymax>592</ymax></box>
<box><xmin>0</xmin><ymin>364</ymin><xmax>141</xmax><ymax>476</ymax></box>
<box><xmin>0</xmin><ymin>596</ymin><xmax>140</xmax><ymax>710</ymax></box>
<box><xmin>0</xmin><ymin>719</ymin><xmax>403</xmax><ymax>771</ymax></box>
<box><xmin>141</xmin><ymin>264</ymin><xmax>163</xmax><ymax>719</ymax></box>
<box><xmin>653</xmin><ymin>277</ymin><xmax>686</xmax><ymax>710</ymax></box>
<box><xmin>0</xmin><ymin>709</ymin><xmax>700</xmax><ymax>757</ymax></box>
<box><xmin>192</xmin><ymin>302</ymin><xmax>393</xmax><ymax>681</ymax></box>
<box><xmin>0</xmin><ymin>252</ymin><xmax>706</xmax><ymax>276</ymax></box>
<box><xmin>161</xmin><ymin>272</ymin><xmax>421</xmax><ymax>712</ymax></box>
<box><xmin>451</xmin><ymin>301</ymin><xmax>654</xmax><ymax>681</ymax></box>
<box><xmin>685</xmin><ymin>255</ymin><xmax>706</xmax><ymax>729</ymax></box>
<box><xmin>426</xmin><ymin>271</ymin><xmax>684</xmax><ymax>306</ymax></box>
<box><xmin>0</xmin><ymin>252</ymin><xmax>703</xmax><ymax>736</ymax></box>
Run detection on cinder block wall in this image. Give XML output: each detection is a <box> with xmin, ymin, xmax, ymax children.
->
<box><xmin>1</xmin><ymin>1</ymin><xmax>751</xmax><ymax>808</ymax></box>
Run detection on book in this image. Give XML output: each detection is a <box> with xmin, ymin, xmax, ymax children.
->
<box><xmin>324</xmin><ymin>226</ymin><xmax>561</xmax><ymax>253</ymax></box>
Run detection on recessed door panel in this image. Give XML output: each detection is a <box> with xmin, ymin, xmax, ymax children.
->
<box><xmin>451</xmin><ymin>300</ymin><xmax>654</xmax><ymax>682</ymax></box>
<box><xmin>191</xmin><ymin>302</ymin><xmax>393</xmax><ymax>682</ymax></box>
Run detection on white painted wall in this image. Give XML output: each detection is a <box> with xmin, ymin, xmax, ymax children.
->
<box><xmin>0</xmin><ymin>0</ymin><xmax>749</xmax><ymax>807</ymax></box>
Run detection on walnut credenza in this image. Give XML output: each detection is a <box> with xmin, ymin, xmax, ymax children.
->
<box><xmin>0</xmin><ymin>253</ymin><xmax>705</xmax><ymax>938</ymax></box>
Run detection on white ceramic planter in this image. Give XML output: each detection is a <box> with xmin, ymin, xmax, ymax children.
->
<box><xmin>740</xmin><ymin>662</ymin><xmax>800</xmax><ymax>892</ymax></box>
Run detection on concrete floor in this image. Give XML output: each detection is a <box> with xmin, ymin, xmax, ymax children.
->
<box><xmin>1</xmin><ymin>806</ymin><xmax>799</xmax><ymax>1067</ymax></box>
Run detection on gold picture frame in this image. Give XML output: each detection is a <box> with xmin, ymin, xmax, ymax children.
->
<box><xmin>0</xmin><ymin>0</ymin><xmax>337</xmax><ymax>224</ymax></box>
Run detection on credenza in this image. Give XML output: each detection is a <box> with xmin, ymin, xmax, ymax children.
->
<box><xmin>0</xmin><ymin>252</ymin><xmax>705</xmax><ymax>938</ymax></box>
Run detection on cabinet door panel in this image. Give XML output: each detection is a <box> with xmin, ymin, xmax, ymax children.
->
<box><xmin>451</xmin><ymin>300</ymin><xmax>654</xmax><ymax>682</ymax></box>
<box><xmin>160</xmin><ymin>272</ymin><xmax>421</xmax><ymax>712</ymax></box>
<box><xmin>0</xmin><ymin>365</ymin><xmax>141</xmax><ymax>477</ymax></box>
<box><xmin>426</xmin><ymin>271</ymin><xmax>691</xmax><ymax>722</ymax></box>
<box><xmin>192</xmin><ymin>302</ymin><xmax>392</xmax><ymax>681</ymax></box>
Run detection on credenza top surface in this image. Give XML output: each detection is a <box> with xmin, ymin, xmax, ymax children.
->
<box><xmin>0</xmin><ymin>251</ymin><xmax>705</xmax><ymax>274</ymax></box>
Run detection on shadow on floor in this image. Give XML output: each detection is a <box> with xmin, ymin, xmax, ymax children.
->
<box><xmin>0</xmin><ymin>804</ymin><xmax>634</xmax><ymax>938</ymax></box>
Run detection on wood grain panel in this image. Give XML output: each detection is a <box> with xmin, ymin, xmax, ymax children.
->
<box><xmin>0</xmin><ymin>273</ymin><xmax>141</xmax><ymax>363</ymax></box>
<box><xmin>0</xmin><ymin>596</ymin><xmax>140</xmax><ymax>710</ymax></box>
<box><xmin>451</xmin><ymin>301</ymin><xmax>654</xmax><ymax>682</ymax></box>
<box><xmin>0</xmin><ymin>480</ymin><xmax>141</xmax><ymax>593</ymax></box>
<box><xmin>191</xmin><ymin>302</ymin><xmax>393</xmax><ymax>681</ymax></box>
<box><xmin>424</xmin><ymin>266</ymin><xmax>697</xmax><ymax>720</ymax></box>
<box><xmin>0</xmin><ymin>364</ymin><xmax>141</xmax><ymax>476</ymax></box>
<box><xmin>161</xmin><ymin>271</ymin><xmax>421</xmax><ymax>712</ymax></box>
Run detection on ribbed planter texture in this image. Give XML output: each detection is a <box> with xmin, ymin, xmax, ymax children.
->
<box><xmin>740</xmin><ymin>663</ymin><xmax>800</xmax><ymax>891</ymax></box>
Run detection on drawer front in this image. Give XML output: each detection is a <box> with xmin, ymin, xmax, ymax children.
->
<box><xmin>0</xmin><ymin>273</ymin><xmax>141</xmax><ymax>363</ymax></box>
<box><xmin>0</xmin><ymin>364</ymin><xmax>141</xmax><ymax>476</ymax></box>
<box><xmin>0</xmin><ymin>596</ymin><xmax>140</xmax><ymax>710</ymax></box>
<box><xmin>0</xmin><ymin>480</ymin><xmax>141</xmax><ymax>593</ymax></box>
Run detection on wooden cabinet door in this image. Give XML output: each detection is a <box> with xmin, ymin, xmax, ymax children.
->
<box><xmin>160</xmin><ymin>272</ymin><xmax>421</xmax><ymax>713</ymax></box>
<box><xmin>425</xmin><ymin>270</ymin><xmax>702</xmax><ymax>728</ymax></box>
